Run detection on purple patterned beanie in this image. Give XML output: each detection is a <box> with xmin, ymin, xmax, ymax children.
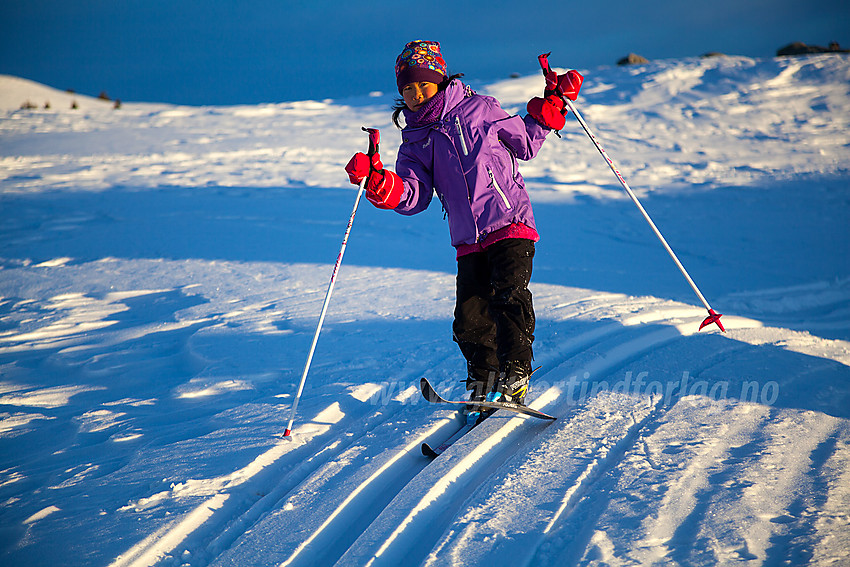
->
<box><xmin>395</xmin><ymin>40</ymin><xmax>448</xmax><ymax>93</ymax></box>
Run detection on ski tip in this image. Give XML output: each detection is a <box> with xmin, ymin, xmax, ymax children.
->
<box><xmin>420</xmin><ymin>377</ymin><xmax>443</xmax><ymax>403</ymax></box>
<box><xmin>421</xmin><ymin>442</ymin><xmax>439</xmax><ymax>459</ymax></box>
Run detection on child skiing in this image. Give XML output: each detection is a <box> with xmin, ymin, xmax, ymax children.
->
<box><xmin>346</xmin><ymin>40</ymin><xmax>582</xmax><ymax>410</ymax></box>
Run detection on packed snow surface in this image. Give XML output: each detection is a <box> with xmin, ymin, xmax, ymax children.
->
<box><xmin>1</xmin><ymin>54</ymin><xmax>849</xmax><ymax>566</ymax></box>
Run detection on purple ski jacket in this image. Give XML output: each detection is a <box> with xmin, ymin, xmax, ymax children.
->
<box><xmin>393</xmin><ymin>79</ymin><xmax>551</xmax><ymax>248</ymax></box>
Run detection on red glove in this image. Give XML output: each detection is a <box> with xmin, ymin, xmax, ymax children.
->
<box><xmin>365</xmin><ymin>169</ymin><xmax>403</xmax><ymax>209</ymax></box>
<box><xmin>527</xmin><ymin>94</ymin><xmax>567</xmax><ymax>131</ymax></box>
<box><xmin>345</xmin><ymin>151</ymin><xmax>375</xmax><ymax>185</ymax></box>
<box><xmin>344</xmin><ymin>151</ymin><xmax>403</xmax><ymax>209</ymax></box>
<box><xmin>553</xmin><ymin>69</ymin><xmax>583</xmax><ymax>101</ymax></box>
<box><xmin>528</xmin><ymin>69</ymin><xmax>584</xmax><ymax>130</ymax></box>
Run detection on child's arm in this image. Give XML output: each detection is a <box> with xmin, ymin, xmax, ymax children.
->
<box><xmin>488</xmin><ymin>100</ymin><xmax>551</xmax><ymax>161</ymax></box>
<box><xmin>391</xmin><ymin>147</ymin><xmax>436</xmax><ymax>216</ymax></box>
<box><xmin>493</xmin><ymin>67</ymin><xmax>583</xmax><ymax>159</ymax></box>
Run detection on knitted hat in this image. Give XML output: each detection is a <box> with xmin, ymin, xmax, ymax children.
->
<box><xmin>395</xmin><ymin>40</ymin><xmax>448</xmax><ymax>93</ymax></box>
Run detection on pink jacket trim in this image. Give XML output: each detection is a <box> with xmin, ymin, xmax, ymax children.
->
<box><xmin>455</xmin><ymin>223</ymin><xmax>540</xmax><ymax>259</ymax></box>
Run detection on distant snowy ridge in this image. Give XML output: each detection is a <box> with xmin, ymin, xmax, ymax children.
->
<box><xmin>3</xmin><ymin>55</ymin><xmax>849</xmax><ymax>197</ymax></box>
<box><xmin>0</xmin><ymin>74</ymin><xmax>117</xmax><ymax>112</ymax></box>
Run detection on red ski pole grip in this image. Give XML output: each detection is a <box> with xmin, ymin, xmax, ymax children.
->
<box><xmin>362</xmin><ymin>127</ymin><xmax>380</xmax><ymax>157</ymax></box>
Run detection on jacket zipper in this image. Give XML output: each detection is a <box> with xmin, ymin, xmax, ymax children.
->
<box><xmin>454</xmin><ymin>116</ymin><xmax>469</xmax><ymax>156</ymax></box>
<box><xmin>500</xmin><ymin>140</ymin><xmax>517</xmax><ymax>179</ymax></box>
<box><xmin>488</xmin><ymin>167</ymin><xmax>512</xmax><ymax>209</ymax></box>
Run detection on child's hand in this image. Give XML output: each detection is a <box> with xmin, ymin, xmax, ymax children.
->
<box><xmin>345</xmin><ymin>151</ymin><xmax>403</xmax><ymax>209</ymax></box>
<box><xmin>549</xmin><ymin>70</ymin><xmax>583</xmax><ymax>101</ymax></box>
<box><xmin>527</xmin><ymin>94</ymin><xmax>568</xmax><ymax>131</ymax></box>
<box><xmin>527</xmin><ymin>69</ymin><xmax>584</xmax><ymax>130</ymax></box>
<box><xmin>345</xmin><ymin>152</ymin><xmax>377</xmax><ymax>185</ymax></box>
<box><xmin>364</xmin><ymin>167</ymin><xmax>403</xmax><ymax>210</ymax></box>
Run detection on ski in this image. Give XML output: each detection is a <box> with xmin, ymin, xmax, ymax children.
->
<box><xmin>421</xmin><ymin>419</ymin><xmax>477</xmax><ymax>458</ymax></box>
<box><xmin>419</xmin><ymin>377</ymin><xmax>556</xmax><ymax>458</ymax></box>
<box><xmin>420</xmin><ymin>377</ymin><xmax>557</xmax><ymax>420</ymax></box>
<box><xmin>419</xmin><ymin>378</ymin><xmax>557</xmax><ymax>459</ymax></box>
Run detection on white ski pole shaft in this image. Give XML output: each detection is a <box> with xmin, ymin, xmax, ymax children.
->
<box><xmin>564</xmin><ymin>99</ymin><xmax>724</xmax><ymax>331</ymax></box>
<box><xmin>284</xmin><ymin>127</ymin><xmax>381</xmax><ymax>436</ymax></box>
<box><xmin>284</xmin><ymin>177</ymin><xmax>366</xmax><ymax>437</ymax></box>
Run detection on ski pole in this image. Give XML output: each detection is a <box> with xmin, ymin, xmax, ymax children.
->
<box><xmin>284</xmin><ymin>127</ymin><xmax>380</xmax><ymax>437</ymax></box>
<box><xmin>538</xmin><ymin>54</ymin><xmax>724</xmax><ymax>332</ymax></box>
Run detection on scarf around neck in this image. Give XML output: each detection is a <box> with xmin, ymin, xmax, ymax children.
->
<box><xmin>403</xmin><ymin>88</ymin><xmax>446</xmax><ymax>128</ymax></box>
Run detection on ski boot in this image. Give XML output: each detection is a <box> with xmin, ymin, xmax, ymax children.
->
<box><xmin>487</xmin><ymin>360</ymin><xmax>532</xmax><ymax>406</ymax></box>
<box><xmin>465</xmin><ymin>363</ymin><xmax>499</xmax><ymax>424</ymax></box>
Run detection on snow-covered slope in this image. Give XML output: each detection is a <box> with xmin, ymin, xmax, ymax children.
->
<box><xmin>0</xmin><ymin>74</ymin><xmax>112</xmax><ymax>113</ymax></box>
<box><xmin>1</xmin><ymin>55</ymin><xmax>848</xmax><ymax>566</ymax></box>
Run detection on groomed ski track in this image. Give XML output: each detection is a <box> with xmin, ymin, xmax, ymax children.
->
<box><xmin>106</xmin><ymin>283</ymin><xmax>850</xmax><ymax>567</ymax></box>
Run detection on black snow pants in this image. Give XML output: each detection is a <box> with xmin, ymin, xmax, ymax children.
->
<box><xmin>452</xmin><ymin>238</ymin><xmax>536</xmax><ymax>372</ymax></box>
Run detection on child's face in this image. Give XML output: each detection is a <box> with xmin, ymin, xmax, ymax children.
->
<box><xmin>402</xmin><ymin>81</ymin><xmax>439</xmax><ymax>112</ymax></box>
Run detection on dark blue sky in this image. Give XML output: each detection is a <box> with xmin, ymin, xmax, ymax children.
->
<box><xmin>1</xmin><ymin>0</ymin><xmax>848</xmax><ymax>105</ymax></box>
